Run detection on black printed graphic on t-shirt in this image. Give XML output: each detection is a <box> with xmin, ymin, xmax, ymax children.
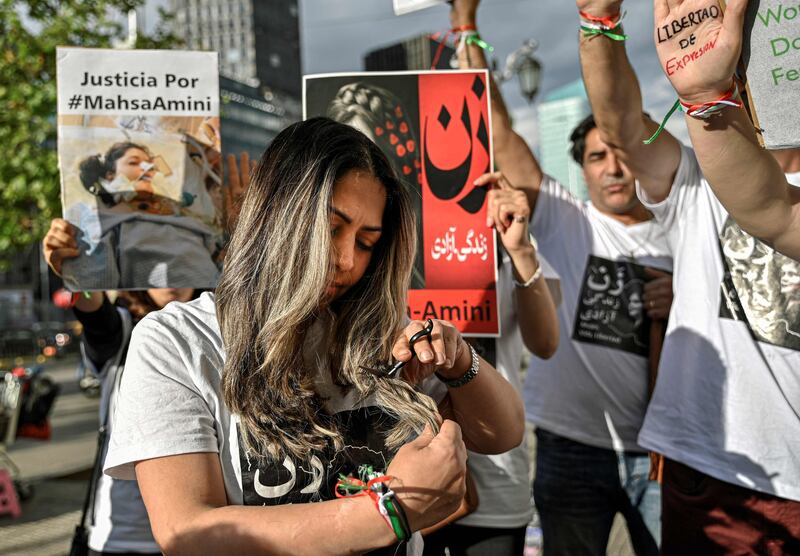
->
<box><xmin>718</xmin><ymin>217</ymin><xmax>800</xmax><ymax>351</ymax></box>
<box><xmin>238</xmin><ymin>406</ymin><xmax>407</xmax><ymax>555</ymax></box>
<box><xmin>572</xmin><ymin>255</ymin><xmax>651</xmax><ymax>357</ymax></box>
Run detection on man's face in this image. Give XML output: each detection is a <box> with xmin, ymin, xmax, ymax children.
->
<box><xmin>581</xmin><ymin>128</ymin><xmax>641</xmax><ymax>215</ymax></box>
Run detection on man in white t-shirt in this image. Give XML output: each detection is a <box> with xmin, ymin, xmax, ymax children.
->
<box><xmin>450</xmin><ymin>2</ymin><xmax>674</xmax><ymax>554</ymax></box>
<box><xmin>577</xmin><ymin>0</ymin><xmax>800</xmax><ymax>552</ymax></box>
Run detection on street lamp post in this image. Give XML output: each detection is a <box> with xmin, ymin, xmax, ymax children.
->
<box><xmin>494</xmin><ymin>39</ymin><xmax>542</xmax><ymax>103</ymax></box>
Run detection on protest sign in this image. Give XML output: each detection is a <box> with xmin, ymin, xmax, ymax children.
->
<box><xmin>56</xmin><ymin>47</ymin><xmax>224</xmax><ymax>291</ymax></box>
<box><xmin>737</xmin><ymin>0</ymin><xmax>800</xmax><ymax>148</ymax></box>
<box><xmin>572</xmin><ymin>256</ymin><xmax>652</xmax><ymax>357</ymax></box>
<box><xmin>392</xmin><ymin>0</ymin><xmax>446</xmax><ymax>16</ymax></box>
<box><xmin>304</xmin><ymin>70</ymin><xmax>499</xmax><ymax>336</ymax></box>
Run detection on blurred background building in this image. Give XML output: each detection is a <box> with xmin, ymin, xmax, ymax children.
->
<box><xmin>537</xmin><ymin>79</ymin><xmax>590</xmax><ymax>201</ymax></box>
<box><xmin>364</xmin><ymin>34</ymin><xmax>455</xmax><ymax>70</ymax></box>
<box><xmin>169</xmin><ymin>0</ymin><xmax>302</xmax><ymax>158</ymax></box>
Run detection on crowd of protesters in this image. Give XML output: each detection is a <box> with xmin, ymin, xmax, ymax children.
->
<box><xmin>42</xmin><ymin>0</ymin><xmax>799</xmax><ymax>554</ymax></box>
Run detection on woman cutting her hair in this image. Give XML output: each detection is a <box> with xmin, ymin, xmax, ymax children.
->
<box><xmin>104</xmin><ymin>117</ymin><xmax>525</xmax><ymax>555</ymax></box>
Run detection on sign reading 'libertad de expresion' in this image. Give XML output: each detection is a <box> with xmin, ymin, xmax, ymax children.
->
<box><xmin>739</xmin><ymin>0</ymin><xmax>800</xmax><ymax>149</ymax></box>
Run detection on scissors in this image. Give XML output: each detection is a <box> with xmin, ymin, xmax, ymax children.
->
<box><xmin>385</xmin><ymin>319</ymin><xmax>435</xmax><ymax>378</ymax></box>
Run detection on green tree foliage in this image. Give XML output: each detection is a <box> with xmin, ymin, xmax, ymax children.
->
<box><xmin>0</xmin><ymin>0</ymin><xmax>179</xmax><ymax>268</ymax></box>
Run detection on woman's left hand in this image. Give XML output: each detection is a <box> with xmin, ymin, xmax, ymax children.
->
<box><xmin>392</xmin><ymin>320</ymin><xmax>470</xmax><ymax>383</ymax></box>
<box><xmin>475</xmin><ymin>171</ymin><xmax>533</xmax><ymax>254</ymax></box>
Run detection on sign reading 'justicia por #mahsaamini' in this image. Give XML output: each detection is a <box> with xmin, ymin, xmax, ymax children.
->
<box><xmin>57</xmin><ymin>47</ymin><xmax>219</xmax><ymax>116</ymax></box>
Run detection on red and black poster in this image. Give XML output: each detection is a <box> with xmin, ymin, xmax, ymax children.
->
<box><xmin>303</xmin><ymin>70</ymin><xmax>499</xmax><ymax>336</ymax></box>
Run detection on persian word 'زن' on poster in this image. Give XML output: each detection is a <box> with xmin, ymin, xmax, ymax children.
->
<box><xmin>572</xmin><ymin>255</ymin><xmax>652</xmax><ymax>357</ymax></box>
<box><xmin>303</xmin><ymin>70</ymin><xmax>499</xmax><ymax>336</ymax></box>
<box><xmin>56</xmin><ymin>48</ymin><xmax>224</xmax><ymax>291</ymax></box>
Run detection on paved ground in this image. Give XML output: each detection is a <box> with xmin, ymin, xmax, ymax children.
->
<box><xmin>0</xmin><ymin>354</ymin><xmax>635</xmax><ymax>555</ymax></box>
<box><xmin>1</xmin><ymin>355</ymin><xmax>97</xmax><ymax>555</ymax></box>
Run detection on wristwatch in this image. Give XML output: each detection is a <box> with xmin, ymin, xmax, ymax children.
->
<box><xmin>435</xmin><ymin>343</ymin><xmax>480</xmax><ymax>388</ymax></box>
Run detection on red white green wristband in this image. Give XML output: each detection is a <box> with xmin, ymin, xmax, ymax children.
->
<box><xmin>644</xmin><ymin>81</ymin><xmax>743</xmax><ymax>144</ymax></box>
<box><xmin>579</xmin><ymin>10</ymin><xmax>627</xmax><ymax>41</ymax></box>
<box><xmin>679</xmin><ymin>82</ymin><xmax>743</xmax><ymax>118</ymax></box>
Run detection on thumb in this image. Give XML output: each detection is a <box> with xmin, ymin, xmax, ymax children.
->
<box><xmin>409</xmin><ymin>423</ymin><xmax>436</xmax><ymax>448</ymax></box>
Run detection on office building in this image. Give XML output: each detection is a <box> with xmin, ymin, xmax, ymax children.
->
<box><xmin>537</xmin><ymin>79</ymin><xmax>590</xmax><ymax>200</ymax></box>
<box><xmin>170</xmin><ymin>0</ymin><xmax>301</xmax><ymax>97</ymax></box>
<box><xmin>364</xmin><ymin>34</ymin><xmax>455</xmax><ymax>70</ymax></box>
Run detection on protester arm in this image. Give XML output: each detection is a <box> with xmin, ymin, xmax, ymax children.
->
<box><xmin>652</xmin><ymin>0</ymin><xmax>800</xmax><ymax>258</ymax></box>
<box><xmin>450</xmin><ymin>0</ymin><xmax>544</xmax><ymax>209</ymax></box>
<box><xmin>73</xmin><ymin>295</ymin><xmax>124</xmax><ymax>370</ymax></box>
<box><xmin>136</xmin><ymin>453</ymin><xmax>398</xmax><ymax>555</ymax></box>
<box><xmin>577</xmin><ymin>0</ymin><xmax>682</xmax><ymax>202</ymax></box>
<box><xmin>394</xmin><ymin>319</ymin><xmax>525</xmax><ymax>454</ymax></box>
<box><xmin>481</xmin><ymin>171</ymin><xmax>559</xmax><ymax>357</ymax></box>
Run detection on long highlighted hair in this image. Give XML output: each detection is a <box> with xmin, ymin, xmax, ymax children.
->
<box><xmin>216</xmin><ymin>117</ymin><xmax>438</xmax><ymax>462</ymax></box>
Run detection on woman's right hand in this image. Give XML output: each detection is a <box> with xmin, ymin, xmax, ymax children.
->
<box><xmin>386</xmin><ymin>420</ymin><xmax>467</xmax><ymax>532</ymax></box>
<box><xmin>43</xmin><ymin>218</ymin><xmax>80</xmax><ymax>276</ymax></box>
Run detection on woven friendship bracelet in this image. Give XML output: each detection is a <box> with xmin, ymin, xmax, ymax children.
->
<box><xmin>430</xmin><ymin>25</ymin><xmax>495</xmax><ymax>69</ymax></box>
<box><xmin>644</xmin><ymin>82</ymin><xmax>742</xmax><ymax>145</ymax></box>
<box><xmin>679</xmin><ymin>83</ymin><xmax>743</xmax><ymax>118</ymax></box>
<box><xmin>579</xmin><ymin>10</ymin><xmax>628</xmax><ymax>41</ymax></box>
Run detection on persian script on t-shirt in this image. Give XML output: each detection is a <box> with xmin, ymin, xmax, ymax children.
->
<box><xmin>237</xmin><ymin>408</ymin><xmax>408</xmax><ymax>555</ymax></box>
<box><xmin>718</xmin><ymin>217</ymin><xmax>800</xmax><ymax>352</ymax></box>
<box><xmin>571</xmin><ymin>255</ymin><xmax>652</xmax><ymax>357</ymax></box>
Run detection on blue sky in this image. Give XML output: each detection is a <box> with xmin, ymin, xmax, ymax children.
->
<box><xmin>138</xmin><ymin>0</ymin><xmax>689</xmax><ymax>146</ymax></box>
<box><xmin>299</xmin><ymin>0</ymin><xmax>690</xmax><ymax>146</ymax></box>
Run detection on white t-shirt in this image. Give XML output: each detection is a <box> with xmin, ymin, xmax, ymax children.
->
<box><xmin>523</xmin><ymin>176</ymin><xmax>672</xmax><ymax>451</ymax></box>
<box><xmin>636</xmin><ymin>147</ymin><xmax>800</xmax><ymax>502</ymax></box>
<box><xmin>105</xmin><ymin>292</ymin><xmax>445</xmax><ymax>555</ymax></box>
<box><xmin>458</xmin><ymin>257</ymin><xmax>535</xmax><ymax>529</ymax></box>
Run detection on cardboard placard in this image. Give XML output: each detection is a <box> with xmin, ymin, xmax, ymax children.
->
<box><xmin>303</xmin><ymin>70</ymin><xmax>500</xmax><ymax>336</ymax></box>
<box><xmin>738</xmin><ymin>0</ymin><xmax>800</xmax><ymax>148</ymax></box>
<box><xmin>56</xmin><ymin>47</ymin><xmax>224</xmax><ymax>290</ymax></box>
<box><xmin>392</xmin><ymin>0</ymin><xmax>446</xmax><ymax>16</ymax></box>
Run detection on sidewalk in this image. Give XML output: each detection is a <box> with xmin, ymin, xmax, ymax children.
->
<box><xmin>1</xmin><ymin>355</ymin><xmax>98</xmax><ymax>555</ymax></box>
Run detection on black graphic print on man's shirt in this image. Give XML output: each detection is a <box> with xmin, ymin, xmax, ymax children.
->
<box><xmin>572</xmin><ymin>255</ymin><xmax>651</xmax><ymax>357</ymax></box>
<box><xmin>718</xmin><ymin>217</ymin><xmax>800</xmax><ymax>351</ymax></box>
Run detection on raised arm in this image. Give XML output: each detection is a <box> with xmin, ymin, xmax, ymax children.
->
<box><xmin>653</xmin><ymin>0</ymin><xmax>800</xmax><ymax>259</ymax></box>
<box><xmin>449</xmin><ymin>0</ymin><xmax>544</xmax><ymax>211</ymax></box>
<box><xmin>578</xmin><ymin>0</ymin><xmax>682</xmax><ymax>202</ymax></box>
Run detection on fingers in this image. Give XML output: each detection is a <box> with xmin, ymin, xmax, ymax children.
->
<box><xmin>473</xmin><ymin>171</ymin><xmax>504</xmax><ymax>187</ymax></box>
<box><xmin>434</xmin><ymin>419</ymin><xmax>463</xmax><ymax>447</ymax></box>
<box><xmin>433</xmin><ymin>419</ymin><xmax>467</xmax><ymax>465</ymax></box>
<box><xmin>393</xmin><ymin>321</ymin><xmax>423</xmax><ymax>362</ymax></box>
<box><xmin>48</xmin><ymin>248</ymin><xmax>80</xmax><ymax>276</ymax></box>
<box><xmin>410</xmin><ymin>423</ymin><xmax>436</xmax><ymax>447</ymax></box>
<box><xmin>665</xmin><ymin>0</ymin><xmax>683</xmax><ymax>11</ymax></box>
<box><xmin>653</xmin><ymin>0</ymin><xmax>670</xmax><ymax>20</ymax></box>
<box><xmin>487</xmin><ymin>189</ymin><xmax>530</xmax><ymax>232</ymax></box>
<box><xmin>643</xmin><ymin>277</ymin><xmax>673</xmax><ymax>320</ymax></box>
<box><xmin>240</xmin><ymin>151</ymin><xmax>251</xmax><ymax>193</ymax></box>
<box><xmin>227</xmin><ymin>153</ymin><xmax>240</xmax><ymax>192</ymax></box>
<box><xmin>643</xmin><ymin>276</ymin><xmax>672</xmax><ymax>297</ymax></box>
<box><xmin>49</xmin><ymin>218</ymin><xmax>76</xmax><ymax>237</ymax></box>
<box><xmin>644</xmin><ymin>266</ymin><xmax>671</xmax><ymax>280</ymax></box>
<box><xmin>722</xmin><ymin>0</ymin><xmax>749</xmax><ymax>42</ymax></box>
